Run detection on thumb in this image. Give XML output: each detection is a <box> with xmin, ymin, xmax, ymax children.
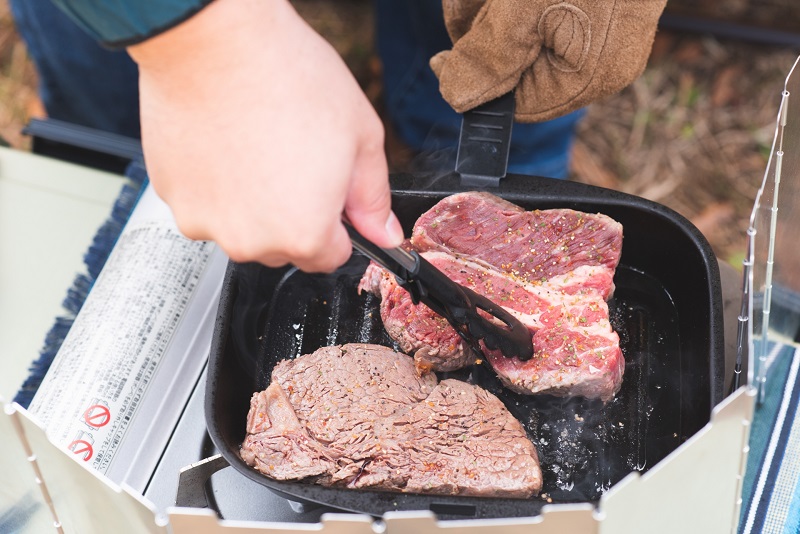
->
<box><xmin>344</xmin><ymin>129</ymin><xmax>404</xmax><ymax>249</ymax></box>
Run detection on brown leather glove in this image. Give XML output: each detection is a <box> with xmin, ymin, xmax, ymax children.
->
<box><xmin>429</xmin><ymin>0</ymin><xmax>667</xmax><ymax>122</ymax></box>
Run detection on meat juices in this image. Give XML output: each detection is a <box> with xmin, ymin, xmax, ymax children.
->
<box><xmin>240</xmin><ymin>344</ymin><xmax>542</xmax><ymax>498</ymax></box>
<box><xmin>358</xmin><ymin>192</ymin><xmax>625</xmax><ymax>402</ymax></box>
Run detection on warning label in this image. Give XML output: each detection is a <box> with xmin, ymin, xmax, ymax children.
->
<box><xmin>26</xmin><ymin>220</ymin><xmax>215</xmax><ymax>476</ymax></box>
<box><xmin>69</xmin><ymin>431</ymin><xmax>94</xmax><ymax>462</ymax></box>
<box><xmin>82</xmin><ymin>400</ymin><xmax>111</xmax><ymax>429</ymax></box>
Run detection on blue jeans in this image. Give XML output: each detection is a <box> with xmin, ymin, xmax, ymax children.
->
<box><xmin>11</xmin><ymin>0</ymin><xmax>582</xmax><ymax>178</ymax></box>
<box><xmin>9</xmin><ymin>0</ymin><xmax>140</xmax><ymax>138</ymax></box>
<box><xmin>374</xmin><ymin>0</ymin><xmax>584</xmax><ymax>179</ymax></box>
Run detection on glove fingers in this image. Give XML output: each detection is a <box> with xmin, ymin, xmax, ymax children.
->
<box><xmin>516</xmin><ymin>0</ymin><xmax>668</xmax><ymax>122</ymax></box>
<box><xmin>441</xmin><ymin>0</ymin><xmax>486</xmax><ymax>42</ymax></box>
<box><xmin>433</xmin><ymin>0</ymin><xmax>545</xmax><ymax>113</ymax></box>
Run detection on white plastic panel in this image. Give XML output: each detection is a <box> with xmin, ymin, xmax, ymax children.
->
<box><xmin>12</xmin><ymin>403</ymin><xmax>167</xmax><ymax>534</ymax></box>
<box><xmin>0</xmin><ymin>147</ymin><xmax>126</xmax><ymax>398</ymax></box>
<box><xmin>0</xmin><ymin>401</ymin><xmax>57</xmax><ymax>533</ymax></box>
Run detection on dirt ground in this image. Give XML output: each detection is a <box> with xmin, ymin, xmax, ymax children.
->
<box><xmin>1</xmin><ymin>0</ymin><xmax>798</xmax><ymax>266</ymax></box>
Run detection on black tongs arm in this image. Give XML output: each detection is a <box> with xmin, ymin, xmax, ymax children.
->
<box><xmin>346</xmin><ymin>223</ymin><xmax>533</xmax><ymax>361</ymax></box>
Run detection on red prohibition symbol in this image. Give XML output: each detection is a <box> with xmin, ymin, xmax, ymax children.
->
<box><xmin>83</xmin><ymin>404</ymin><xmax>111</xmax><ymax>429</ymax></box>
<box><xmin>68</xmin><ymin>439</ymin><xmax>93</xmax><ymax>461</ymax></box>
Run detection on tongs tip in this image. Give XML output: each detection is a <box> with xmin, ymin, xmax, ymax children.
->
<box><xmin>347</xmin><ymin>221</ymin><xmax>533</xmax><ymax>361</ymax></box>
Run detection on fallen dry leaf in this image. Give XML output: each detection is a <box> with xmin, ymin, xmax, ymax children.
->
<box><xmin>712</xmin><ymin>65</ymin><xmax>745</xmax><ymax>107</ymax></box>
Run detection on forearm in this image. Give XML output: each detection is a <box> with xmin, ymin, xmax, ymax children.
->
<box><xmin>128</xmin><ymin>0</ymin><xmax>290</xmax><ymax>77</ymax></box>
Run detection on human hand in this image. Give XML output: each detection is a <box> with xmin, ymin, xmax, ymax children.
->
<box><xmin>429</xmin><ymin>0</ymin><xmax>667</xmax><ymax>123</ymax></box>
<box><xmin>128</xmin><ymin>0</ymin><xmax>403</xmax><ymax>272</ymax></box>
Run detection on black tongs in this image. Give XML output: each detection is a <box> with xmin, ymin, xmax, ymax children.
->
<box><xmin>346</xmin><ymin>223</ymin><xmax>533</xmax><ymax>361</ymax></box>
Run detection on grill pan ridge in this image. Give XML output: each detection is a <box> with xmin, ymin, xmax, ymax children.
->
<box><xmin>205</xmin><ymin>171</ymin><xmax>724</xmax><ymax>520</ymax></box>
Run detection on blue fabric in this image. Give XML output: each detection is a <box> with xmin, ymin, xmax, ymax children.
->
<box><xmin>739</xmin><ymin>343</ymin><xmax>800</xmax><ymax>533</ymax></box>
<box><xmin>784</xmin><ymin>483</ymin><xmax>800</xmax><ymax>533</ymax></box>
<box><xmin>10</xmin><ymin>0</ymin><xmax>140</xmax><ymax>138</ymax></box>
<box><xmin>48</xmin><ymin>0</ymin><xmax>211</xmax><ymax>47</ymax></box>
<box><xmin>374</xmin><ymin>0</ymin><xmax>584</xmax><ymax>179</ymax></box>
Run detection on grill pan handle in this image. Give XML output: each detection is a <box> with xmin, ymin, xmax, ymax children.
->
<box><xmin>455</xmin><ymin>91</ymin><xmax>515</xmax><ymax>188</ymax></box>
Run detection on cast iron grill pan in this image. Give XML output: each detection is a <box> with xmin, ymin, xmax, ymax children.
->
<box><xmin>205</xmin><ymin>172</ymin><xmax>724</xmax><ymax>520</ymax></box>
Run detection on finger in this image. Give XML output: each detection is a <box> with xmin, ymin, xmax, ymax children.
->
<box><xmin>344</xmin><ymin>118</ymin><xmax>404</xmax><ymax>249</ymax></box>
<box><xmin>247</xmin><ymin>221</ymin><xmax>352</xmax><ymax>273</ymax></box>
<box><xmin>288</xmin><ymin>221</ymin><xmax>353</xmax><ymax>273</ymax></box>
<box><xmin>207</xmin><ymin>208</ymin><xmax>348</xmax><ymax>273</ymax></box>
<box><xmin>441</xmin><ymin>0</ymin><xmax>487</xmax><ymax>42</ymax></box>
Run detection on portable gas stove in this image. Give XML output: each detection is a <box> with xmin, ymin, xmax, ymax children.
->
<box><xmin>0</xmin><ymin>169</ymin><xmax>757</xmax><ymax>534</ymax></box>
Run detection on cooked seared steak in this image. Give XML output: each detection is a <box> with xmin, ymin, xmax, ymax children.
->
<box><xmin>240</xmin><ymin>344</ymin><xmax>542</xmax><ymax>498</ymax></box>
<box><xmin>358</xmin><ymin>192</ymin><xmax>625</xmax><ymax>401</ymax></box>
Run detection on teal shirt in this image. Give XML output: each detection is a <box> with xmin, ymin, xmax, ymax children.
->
<box><xmin>50</xmin><ymin>0</ymin><xmax>213</xmax><ymax>47</ymax></box>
